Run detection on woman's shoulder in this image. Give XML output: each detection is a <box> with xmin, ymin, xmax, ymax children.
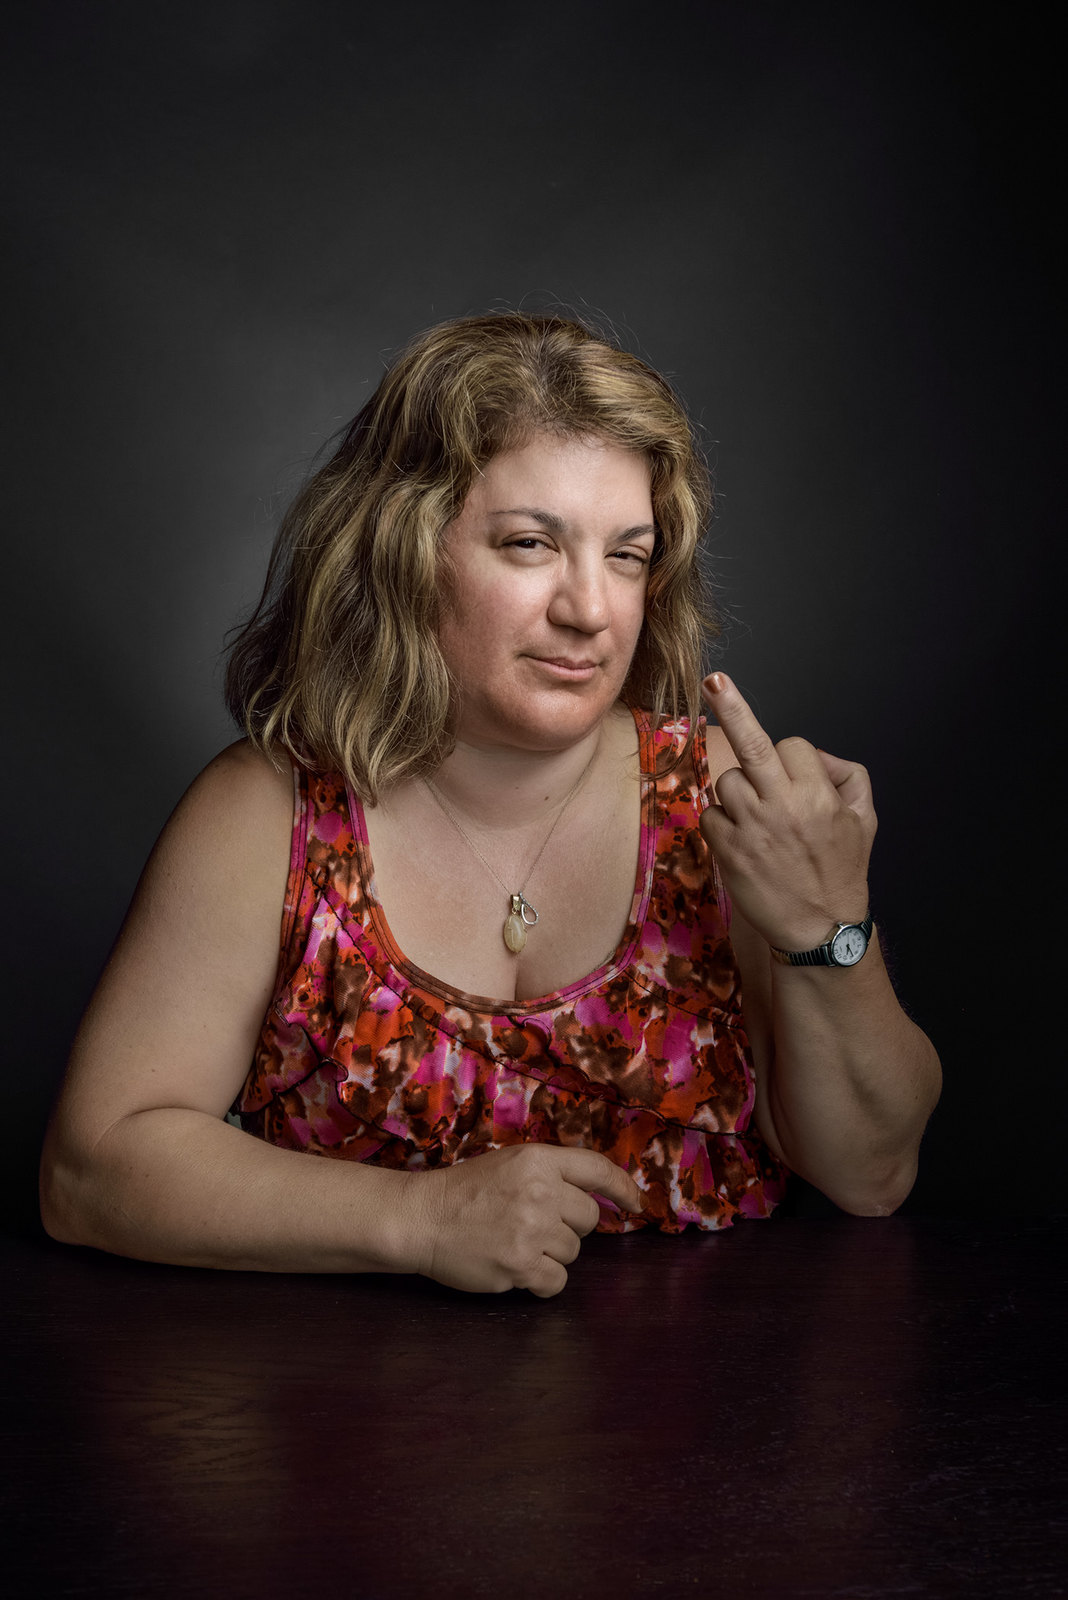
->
<box><xmin>147</xmin><ymin>740</ymin><xmax>295</xmax><ymax>897</ymax></box>
<box><xmin>200</xmin><ymin>737</ymin><xmax>293</xmax><ymax>786</ymax></box>
<box><xmin>175</xmin><ymin>738</ymin><xmax>293</xmax><ymax>820</ymax></box>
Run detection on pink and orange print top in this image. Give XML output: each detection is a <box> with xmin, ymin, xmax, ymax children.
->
<box><xmin>230</xmin><ymin>712</ymin><xmax>788</xmax><ymax>1231</ymax></box>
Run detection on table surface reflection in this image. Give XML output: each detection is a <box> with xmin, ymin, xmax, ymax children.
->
<box><xmin>4</xmin><ymin>1216</ymin><xmax>1065</xmax><ymax>1599</ymax></box>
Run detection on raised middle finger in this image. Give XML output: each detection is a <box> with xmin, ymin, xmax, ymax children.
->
<box><xmin>702</xmin><ymin>672</ymin><xmax>790</xmax><ymax>800</ymax></box>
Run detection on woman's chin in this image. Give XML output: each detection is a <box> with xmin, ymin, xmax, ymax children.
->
<box><xmin>457</xmin><ymin>689</ymin><xmax>622</xmax><ymax>753</ymax></box>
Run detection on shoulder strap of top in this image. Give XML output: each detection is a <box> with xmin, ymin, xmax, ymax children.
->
<box><xmin>643</xmin><ymin>712</ymin><xmax>710</xmax><ymax>795</ymax></box>
<box><xmin>644</xmin><ymin>712</ymin><xmax>729</xmax><ymax>925</ymax></box>
<box><xmin>271</xmin><ymin>764</ymin><xmax>360</xmax><ymax>995</ymax></box>
<box><xmin>277</xmin><ymin>761</ymin><xmax>310</xmax><ymax>964</ymax></box>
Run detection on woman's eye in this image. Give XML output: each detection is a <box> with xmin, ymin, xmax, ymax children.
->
<box><xmin>505</xmin><ymin>537</ymin><xmax>548</xmax><ymax>552</ymax></box>
<box><xmin>611</xmin><ymin>548</ymin><xmax>649</xmax><ymax>566</ymax></box>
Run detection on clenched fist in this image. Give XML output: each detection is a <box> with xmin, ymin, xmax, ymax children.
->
<box><xmin>409</xmin><ymin>1143</ymin><xmax>644</xmax><ymax>1297</ymax></box>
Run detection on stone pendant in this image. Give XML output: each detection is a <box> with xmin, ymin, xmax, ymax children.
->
<box><xmin>503</xmin><ymin>893</ymin><xmax>538</xmax><ymax>954</ymax></box>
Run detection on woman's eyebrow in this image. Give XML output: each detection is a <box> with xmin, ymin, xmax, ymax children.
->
<box><xmin>488</xmin><ymin>507</ymin><xmax>656</xmax><ymax>538</ymax></box>
<box><xmin>488</xmin><ymin>507</ymin><xmax>567</xmax><ymax>531</ymax></box>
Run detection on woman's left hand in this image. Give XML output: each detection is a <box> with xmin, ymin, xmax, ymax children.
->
<box><xmin>699</xmin><ymin>672</ymin><xmax>877</xmax><ymax>953</ymax></box>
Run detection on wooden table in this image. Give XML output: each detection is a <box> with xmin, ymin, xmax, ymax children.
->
<box><xmin>4</xmin><ymin>1217</ymin><xmax>1065</xmax><ymax>1598</ymax></box>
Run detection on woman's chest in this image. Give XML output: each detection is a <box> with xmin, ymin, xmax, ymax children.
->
<box><xmin>362</xmin><ymin>779</ymin><xmax>645</xmax><ymax>1004</ymax></box>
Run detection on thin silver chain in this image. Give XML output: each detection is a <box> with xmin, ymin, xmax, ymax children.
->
<box><xmin>423</xmin><ymin>755</ymin><xmax>594</xmax><ymax>903</ymax></box>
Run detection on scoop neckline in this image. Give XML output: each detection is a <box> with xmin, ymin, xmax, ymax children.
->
<box><xmin>343</xmin><ymin>708</ymin><xmax>662</xmax><ymax>1017</ymax></box>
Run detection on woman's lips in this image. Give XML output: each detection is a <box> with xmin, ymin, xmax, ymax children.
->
<box><xmin>528</xmin><ymin>656</ymin><xmax>599</xmax><ymax>680</ymax></box>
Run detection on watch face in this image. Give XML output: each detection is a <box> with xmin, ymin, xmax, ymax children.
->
<box><xmin>830</xmin><ymin>924</ymin><xmax>868</xmax><ymax>966</ymax></box>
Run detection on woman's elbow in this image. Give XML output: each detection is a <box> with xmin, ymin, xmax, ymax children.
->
<box><xmin>39</xmin><ymin>1154</ymin><xmax>81</xmax><ymax>1245</ymax></box>
<box><xmin>823</xmin><ymin>1155</ymin><xmax>918</xmax><ymax>1219</ymax></box>
<box><xmin>39</xmin><ymin>1126</ymin><xmax>104</xmax><ymax>1248</ymax></box>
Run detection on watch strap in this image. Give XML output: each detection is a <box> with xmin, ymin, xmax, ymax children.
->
<box><xmin>770</xmin><ymin>915</ymin><xmax>874</xmax><ymax>967</ymax></box>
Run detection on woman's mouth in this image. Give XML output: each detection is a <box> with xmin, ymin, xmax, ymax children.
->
<box><xmin>528</xmin><ymin>656</ymin><xmax>599</xmax><ymax>681</ymax></box>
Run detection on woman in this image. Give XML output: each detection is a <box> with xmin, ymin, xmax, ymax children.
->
<box><xmin>40</xmin><ymin>312</ymin><xmax>941</xmax><ymax>1296</ymax></box>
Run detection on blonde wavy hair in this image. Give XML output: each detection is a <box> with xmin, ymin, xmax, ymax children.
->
<box><xmin>225</xmin><ymin>311</ymin><xmax>716</xmax><ymax>801</ymax></box>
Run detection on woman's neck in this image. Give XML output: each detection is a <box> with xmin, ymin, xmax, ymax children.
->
<box><xmin>423</xmin><ymin>703</ymin><xmax>633</xmax><ymax>831</ymax></box>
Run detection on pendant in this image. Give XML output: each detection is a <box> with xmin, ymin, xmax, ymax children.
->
<box><xmin>503</xmin><ymin>893</ymin><xmax>538</xmax><ymax>954</ymax></box>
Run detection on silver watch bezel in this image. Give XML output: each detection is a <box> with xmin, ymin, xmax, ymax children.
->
<box><xmin>828</xmin><ymin>921</ymin><xmax>870</xmax><ymax>966</ymax></box>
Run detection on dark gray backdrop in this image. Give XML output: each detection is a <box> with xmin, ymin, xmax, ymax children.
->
<box><xmin>3</xmin><ymin>1</ymin><xmax>1061</xmax><ymax>1233</ymax></box>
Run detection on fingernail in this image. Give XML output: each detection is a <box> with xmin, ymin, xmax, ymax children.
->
<box><xmin>703</xmin><ymin>672</ymin><xmax>727</xmax><ymax>696</ymax></box>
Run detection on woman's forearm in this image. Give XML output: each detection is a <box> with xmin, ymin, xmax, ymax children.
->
<box><xmin>698</xmin><ymin>675</ymin><xmax>942</xmax><ymax>1214</ymax></box>
<box><xmin>40</xmin><ymin>1107</ymin><xmax>645</xmax><ymax>1295</ymax></box>
<box><xmin>761</xmin><ymin>941</ymin><xmax>941</xmax><ymax>1214</ymax></box>
<box><xmin>40</xmin><ymin>1108</ymin><xmax>423</xmax><ymax>1273</ymax></box>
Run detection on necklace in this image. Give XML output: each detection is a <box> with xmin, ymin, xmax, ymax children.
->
<box><xmin>423</xmin><ymin>755</ymin><xmax>595</xmax><ymax>954</ymax></box>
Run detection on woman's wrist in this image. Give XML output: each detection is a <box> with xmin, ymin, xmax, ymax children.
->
<box><xmin>762</xmin><ymin>902</ymin><xmax>871</xmax><ymax>955</ymax></box>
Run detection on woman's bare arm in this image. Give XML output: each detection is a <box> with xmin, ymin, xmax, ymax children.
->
<box><xmin>701</xmin><ymin>677</ymin><xmax>941</xmax><ymax>1216</ymax></box>
<box><xmin>40</xmin><ymin>745</ymin><xmax>640</xmax><ymax>1288</ymax></box>
<box><xmin>40</xmin><ymin>744</ymin><xmax>424</xmax><ymax>1272</ymax></box>
<box><xmin>727</xmin><ymin>907</ymin><xmax>939</xmax><ymax>1214</ymax></box>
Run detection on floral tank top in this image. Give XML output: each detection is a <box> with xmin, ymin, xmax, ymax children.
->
<box><xmin>230</xmin><ymin>711</ymin><xmax>787</xmax><ymax>1232</ymax></box>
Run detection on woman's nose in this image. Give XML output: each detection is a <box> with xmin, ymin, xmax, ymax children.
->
<box><xmin>546</xmin><ymin>558</ymin><xmax>611</xmax><ymax>634</ymax></box>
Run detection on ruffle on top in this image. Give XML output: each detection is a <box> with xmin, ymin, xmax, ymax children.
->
<box><xmin>231</xmin><ymin>713</ymin><xmax>787</xmax><ymax>1232</ymax></box>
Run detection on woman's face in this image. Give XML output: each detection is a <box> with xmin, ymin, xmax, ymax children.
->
<box><xmin>437</xmin><ymin>432</ymin><xmax>656</xmax><ymax>753</ymax></box>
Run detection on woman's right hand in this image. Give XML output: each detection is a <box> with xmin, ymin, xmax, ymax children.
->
<box><xmin>409</xmin><ymin>1144</ymin><xmax>644</xmax><ymax>1296</ymax></box>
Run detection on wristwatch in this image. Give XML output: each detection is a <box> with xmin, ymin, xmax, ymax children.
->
<box><xmin>770</xmin><ymin>915</ymin><xmax>874</xmax><ymax>968</ymax></box>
